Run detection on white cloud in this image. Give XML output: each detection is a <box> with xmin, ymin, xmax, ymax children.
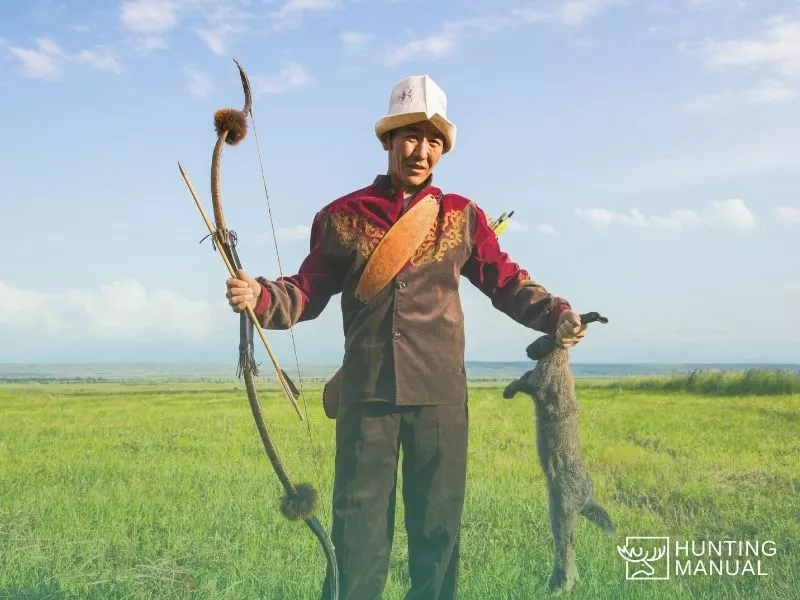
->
<box><xmin>75</xmin><ymin>49</ymin><xmax>121</xmax><ymax>74</ymax></box>
<box><xmin>0</xmin><ymin>282</ymin><xmax>58</xmax><ymax>332</ymax></box>
<box><xmin>385</xmin><ymin>4</ymin><xmax>617</xmax><ymax>65</ymax></box>
<box><xmin>136</xmin><ymin>35</ymin><xmax>169</xmax><ymax>52</ymax></box>
<box><xmin>697</xmin><ymin>17</ymin><xmax>800</xmax><ymax>76</ymax></box>
<box><xmin>0</xmin><ymin>279</ymin><xmax>215</xmax><ymax>341</ymax></box>
<box><xmin>270</xmin><ymin>0</ymin><xmax>340</xmax><ymax>25</ymax></box>
<box><xmin>513</xmin><ymin>0</ymin><xmax>618</xmax><ymax>27</ymax></box>
<box><xmin>574</xmin><ymin>207</ymin><xmax>645</xmax><ymax>227</ymax></box>
<box><xmin>7</xmin><ymin>37</ymin><xmax>120</xmax><ymax>79</ymax></box>
<box><xmin>504</xmin><ymin>219</ymin><xmax>527</xmax><ymax>231</ymax></box>
<box><xmin>559</xmin><ymin>0</ymin><xmax>609</xmax><ymax>27</ymax></box>
<box><xmin>340</xmin><ymin>31</ymin><xmax>373</xmax><ymax>48</ymax></box>
<box><xmin>196</xmin><ymin>29</ymin><xmax>225</xmax><ymax>54</ymax></box>
<box><xmin>8</xmin><ymin>37</ymin><xmax>63</xmax><ymax>79</ymax></box>
<box><xmin>252</xmin><ymin>63</ymin><xmax>311</xmax><ymax>95</ymax></box>
<box><xmin>686</xmin><ymin>83</ymin><xmax>795</xmax><ymax>110</ymax></box>
<box><xmin>193</xmin><ymin>8</ymin><xmax>249</xmax><ymax>56</ymax></box>
<box><xmin>512</xmin><ymin>7</ymin><xmax>550</xmax><ymax>23</ymax></box>
<box><xmin>121</xmin><ymin>0</ymin><xmax>178</xmax><ymax>33</ymax></box>
<box><xmin>274</xmin><ymin>0</ymin><xmax>339</xmax><ymax>14</ymax></box>
<box><xmin>187</xmin><ymin>69</ymin><xmax>212</xmax><ymax>98</ymax></box>
<box><xmin>574</xmin><ymin>202</ymin><xmax>754</xmax><ymax>230</ymax></box>
<box><xmin>777</xmin><ymin>205</ymin><xmax>800</xmax><ymax>223</ymax></box>
<box><xmin>497</xmin><ymin>219</ymin><xmax>555</xmax><ymax>235</ymax></box>
<box><xmin>386</xmin><ymin>32</ymin><xmax>456</xmax><ymax>65</ymax></box>
<box><xmin>650</xmin><ymin>209</ymin><xmax>703</xmax><ymax>229</ymax></box>
<box><xmin>709</xmin><ymin>198</ymin><xmax>756</xmax><ymax>230</ymax></box>
<box><xmin>37</xmin><ymin>38</ymin><xmax>60</xmax><ymax>55</ymax></box>
<box><xmin>744</xmin><ymin>85</ymin><xmax>795</xmax><ymax>102</ymax></box>
<box><xmin>385</xmin><ymin>17</ymin><xmax>510</xmax><ymax>65</ymax></box>
<box><xmin>688</xmin><ymin>0</ymin><xmax>747</xmax><ymax>7</ymax></box>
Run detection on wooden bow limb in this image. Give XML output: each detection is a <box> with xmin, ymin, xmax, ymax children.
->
<box><xmin>178</xmin><ymin>161</ymin><xmax>304</xmax><ymax>421</ymax></box>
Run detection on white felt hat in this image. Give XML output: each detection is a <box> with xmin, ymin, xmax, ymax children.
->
<box><xmin>374</xmin><ymin>75</ymin><xmax>457</xmax><ymax>152</ymax></box>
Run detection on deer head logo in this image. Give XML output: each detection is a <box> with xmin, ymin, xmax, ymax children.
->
<box><xmin>617</xmin><ymin>537</ymin><xmax>670</xmax><ymax>580</ymax></box>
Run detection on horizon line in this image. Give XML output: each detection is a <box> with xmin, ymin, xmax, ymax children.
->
<box><xmin>2</xmin><ymin>361</ymin><xmax>798</xmax><ymax>366</ymax></box>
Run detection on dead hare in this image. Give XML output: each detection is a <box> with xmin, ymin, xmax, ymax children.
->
<box><xmin>503</xmin><ymin>312</ymin><xmax>615</xmax><ymax>595</ymax></box>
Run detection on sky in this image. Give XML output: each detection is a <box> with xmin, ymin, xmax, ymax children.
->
<box><xmin>0</xmin><ymin>0</ymin><xmax>798</xmax><ymax>365</ymax></box>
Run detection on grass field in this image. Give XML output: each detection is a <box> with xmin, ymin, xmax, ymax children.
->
<box><xmin>1</xmin><ymin>375</ymin><xmax>798</xmax><ymax>599</ymax></box>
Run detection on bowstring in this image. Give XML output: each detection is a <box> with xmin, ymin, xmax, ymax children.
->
<box><xmin>247</xmin><ymin>104</ymin><xmax>324</xmax><ymax>491</ymax></box>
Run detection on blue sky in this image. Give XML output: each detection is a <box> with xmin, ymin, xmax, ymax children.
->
<box><xmin>1</xmin><ymin>0</ymin><xmax>798</xmax><ymax>365</ymax></box>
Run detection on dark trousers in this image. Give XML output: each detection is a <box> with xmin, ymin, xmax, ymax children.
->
<box><xmin>320</xmin><ymin>402</ymin><xmax>469</xmax><ymax>600</ymax></box>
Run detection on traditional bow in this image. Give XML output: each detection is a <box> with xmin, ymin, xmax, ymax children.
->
<box><xmin>178</xmin><ymin>59</ymin><xmax>339</xmax><ymax>599</ymax></box>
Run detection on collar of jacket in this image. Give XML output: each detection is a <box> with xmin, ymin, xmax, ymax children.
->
<box><xmin>372</xmin><ymin>173</ymin><xmax>434</xmax><ymax>205</ymax></box>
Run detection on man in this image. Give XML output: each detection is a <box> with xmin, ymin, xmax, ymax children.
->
<box><xmin>225</xmin><ymin>75</ymin><xmax>586</xmax><ymax>600</ymax></box>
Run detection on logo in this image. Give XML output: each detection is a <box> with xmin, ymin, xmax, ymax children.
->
<box><xmin>617</xmin><ymin>537</ymin><xmax>670</xmax><ymax>580</ymax></box>
<box><xmin>617</xmin><ymin>537</ymin><xmax>776</xmax><ymax>581</ymax></box>
<box><xmin>394</xmin><ymin>87</ymin><xmax>414</xmax><ymax>105</ymax></box>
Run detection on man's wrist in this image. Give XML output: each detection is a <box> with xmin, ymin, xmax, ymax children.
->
<box><xmin>253</xmin><ymin>282</ymin><xmax>270</xmax><ymax>315</ymax></box>
<box><xmin>547</xmin><ymin>301</ymin><xmax>571</xmax><ymax>334</ymax></box>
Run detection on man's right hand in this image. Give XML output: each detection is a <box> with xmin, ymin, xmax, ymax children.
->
<box><xmin>226</xmin><ymin>269</ymin><xmax>264</xmax><ymax>313</ymax></box>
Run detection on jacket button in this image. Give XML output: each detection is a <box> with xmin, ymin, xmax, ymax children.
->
<box><xmin>392</xmin><ymin>330</ymin><xmax>401</xmax><ymax>340</ymax></box>
<box><xmin>396</xmin><ymin>280</ymin><xmax>407</xmax><ymax>289</ymax></box>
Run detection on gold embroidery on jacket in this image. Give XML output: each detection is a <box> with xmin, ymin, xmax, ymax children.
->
<box><xmin>329</xmin><ymin>212</ymin><xmax>386</xmax><ymax>258</ymax></box>
<box><xmin>410</xmin><ymin>209</ymin><xmax>466</xmax><ymax>266</ymax></box>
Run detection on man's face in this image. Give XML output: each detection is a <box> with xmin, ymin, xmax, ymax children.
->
<box><xmin>383</xmin><ymin>121</ymin><xmax>446</xmax><ymax>190</ymax></box>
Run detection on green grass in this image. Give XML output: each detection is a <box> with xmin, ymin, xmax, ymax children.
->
<box><xmin>0</xmin><ymin>378</ymin><xmax>797</xmax><ymax>599</ymax></box>
<box><xmin>582</xmin><ymin>368</ymin><xmax>800</xmax><ymax>396</ymax></box>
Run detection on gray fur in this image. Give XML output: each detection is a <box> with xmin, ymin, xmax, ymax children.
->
<box><xmin>504</xmin><ymin>346</ymin><xmax>615</xmax><ymax>595</ymax></box>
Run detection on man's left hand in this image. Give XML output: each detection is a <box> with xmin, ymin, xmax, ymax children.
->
<box><xmin>556</xmin><ymin>310</ymin><xmax>586</xmax><ymax>348</ymax></box>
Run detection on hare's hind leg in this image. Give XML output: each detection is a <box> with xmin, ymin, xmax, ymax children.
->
<box><xmin>548</xmin><ymin>500</ymin><xmax>579</xmax><ymax>595</ymax></box>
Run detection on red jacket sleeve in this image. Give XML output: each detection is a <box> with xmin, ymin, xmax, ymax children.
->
<box><xmin>461</xmin><ymin>204</ymin><xmax>570</xmax><ymax>334</ymax></box>
<box><xmin>253</xmin><ymin>211</ymin><xmax>345</xmax><ymax>329</ymax></box>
